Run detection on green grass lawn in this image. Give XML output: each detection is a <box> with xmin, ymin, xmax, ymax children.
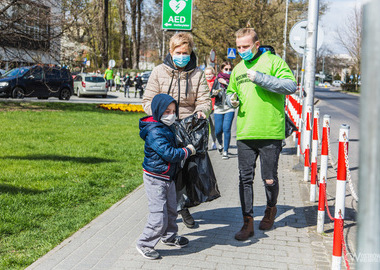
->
<box><xmin>0</xmin><ymin>102</ymin><xmax>146</xmax><ymax>269</ymax></box>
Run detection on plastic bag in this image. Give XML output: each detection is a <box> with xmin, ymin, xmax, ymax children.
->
<box><xmin>173</xmin><ymin>114</ymin><xmax>221</xmax><ymax>209</ymax></box>
<box><xmin>285</xmin><ymin>113</ymin><xmax>298</xmax><ymax>138</ymax></box>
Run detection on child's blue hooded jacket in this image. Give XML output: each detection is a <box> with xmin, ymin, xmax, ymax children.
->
<box><xmin>139</xmin><ymin>94</ymin><xmax>191</xmax><ymax>181</ymax></box>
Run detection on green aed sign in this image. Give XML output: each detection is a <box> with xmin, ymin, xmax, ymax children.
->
<box><xmin>162</xmin><ymin>0</ymin><xmax>193</xmax><ymax>30</ymax></box>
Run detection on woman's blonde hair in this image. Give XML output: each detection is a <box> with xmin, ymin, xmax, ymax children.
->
<box><xmin>169</xmin><ymin>32</ymin><xmax>194</xmax><ymax>54</ymax></box>
<box><xmin>235</xmin><ymin>28</ymin><xmax>259</xmax><ymax>43</ymax></box>
<box><xmin>204</xmin><ymin>66</ymin><xmax>216</xmax><ymax>75</ymax></box>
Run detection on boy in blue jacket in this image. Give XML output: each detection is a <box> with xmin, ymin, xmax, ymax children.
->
<box><xmin>136</xmin><ymin>94</ymin><xmax>196</xmax><ymax>260</ymax></box>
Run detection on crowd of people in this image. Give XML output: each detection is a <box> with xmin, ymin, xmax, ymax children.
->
<box><xmin>135</xmin><ymin>29</ymin><xmax>297</xmax><ymax>260</ymax></box>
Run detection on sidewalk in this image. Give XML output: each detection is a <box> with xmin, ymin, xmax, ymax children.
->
<box><xmin>27</xmin><ymin>136</ymin><xmax>341</xmax><ymax>270</ymax></box>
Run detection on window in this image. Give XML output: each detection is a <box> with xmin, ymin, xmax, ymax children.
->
<box><xmin>85</xmin><ymin>77</ymin><xmax>105</xmax><ymax>83</ymax></box>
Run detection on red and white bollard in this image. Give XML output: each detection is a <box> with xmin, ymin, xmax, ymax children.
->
<box><xmin>310</xmin><ymin>108</ymin><xmax>320</xmax><ymax>202</ymax></box>
<box><xmin>297</xmin><ymin>97</ymin><xmax>303</xmax><ymax>157</ymax></box>
<box><xmin>303</xmin><ymin>105</ymin><xmax>312</xmax><ymax>182</ymax></box>
<box><xmin>317</xmin><ymin>114</ymin><xmax>330</xmax><ymax>233</ymax></box>
<box><xmin>332</xmin><ymin>124</ymin><xmax>350</xmax><ymax>269</ymax></box>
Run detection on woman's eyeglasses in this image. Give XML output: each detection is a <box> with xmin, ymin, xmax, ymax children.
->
<box><xmin>224</xmin><ymin>68</ymin><xmax>232</xmax><ymax>71</ymax></box>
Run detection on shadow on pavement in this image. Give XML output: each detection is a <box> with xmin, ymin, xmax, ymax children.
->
<box><xmin>2</xmin><ymin>154</ymin><xmax>116</xmax><ymax>164</ymax></box>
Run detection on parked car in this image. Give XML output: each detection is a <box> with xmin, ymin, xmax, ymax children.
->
<box><xmin>141</xmin><ymin>71</ymin><xmax>152</xmax><ymax>85</ymax></box>
<box><xmin>0</xmin><ymin>69</ymin><xmax>6</xmax><ymax>76</ymax></box>
<box><xmin>0</xmin><ymin>65</ymin><xmax>73</xmax><ymax>100</ymax></box>
<box><xmin>332</xmin><ymin>80</ymin><xmax>343</xmax><ymax>87</ymax></box>
<box><xmin>73</xmin><ymin>73</ymin><xmax>107</xmax><ymax>98</ymax></box>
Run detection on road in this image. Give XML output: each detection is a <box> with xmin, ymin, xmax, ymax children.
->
<box><xmin>314</xmin><ymin>86</ymin><xmax>359</xmax><ymax>197</ymax></box>
<box><xmin>0</xmin><ymin>87</ymin><xmax>143</xmax><ymax>105</ymax></box>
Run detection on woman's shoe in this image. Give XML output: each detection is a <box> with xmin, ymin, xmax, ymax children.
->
<box><xmin>217</xmin><ymin>145</ymin><xmax>223</xmax><ymax>155</ymax></box>
<box><xmin>178</xmin><ymin>208</ymin><xmax>195</xmax><ymax>228</ymax></box>
<box><xmin>222</xmin><ymin>151</ymin><xmax>229</xmax><ymax>160</ymax></box>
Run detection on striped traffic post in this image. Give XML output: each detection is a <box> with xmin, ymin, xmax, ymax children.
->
<box><xmin>332</xmin><ymin>124</ymin><xmax>350</xmax><ymax>269</ymax></box>
<box><xmin>303</xmin><ymin>105</ymin><xmax>312</xmax><ymax>182</ymax></box>
<box><xmin>310</xmin><ymin>108</ymin><xmax>320</xmax><ymax>201</ymax></box>
<box><xmin>317</xmin><ymin>114</ymin><xmax>331</xmax><ymax>233</ymax></box>
<box><xmin>297</xmin><ymin>97</ymin><xmax>303</xmax><ymax>157</ymax></box>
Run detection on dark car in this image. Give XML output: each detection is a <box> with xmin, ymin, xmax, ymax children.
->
<box><xmin>141</xmin><ymin>71</ymin><xmax>152</xmax><ymax>85</ymax></box>
<box><xmin>0</xmin><ymin>65</ymin><xmax>73</xmax><ymax>100</ymax></box>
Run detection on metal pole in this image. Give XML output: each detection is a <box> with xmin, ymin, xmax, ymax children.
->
<box><xmin>357</xmin><ymin>1</ymin><xmax>380</xmax><ymax>269</ymax></box>
<box><xmin>282</xmin><ymin>0</ymin><xmax>289</xmax><ymax>60</ymax></box>
<box><xmin>301</xmin><ymin>0</ymin><xmax>319</xmax><ymax>164</ymax></box>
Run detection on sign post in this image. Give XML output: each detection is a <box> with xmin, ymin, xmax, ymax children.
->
<box><xmin>162</xmin><ymin>0</ymin><xmax>193</xmax><ymax>31</ymax></box>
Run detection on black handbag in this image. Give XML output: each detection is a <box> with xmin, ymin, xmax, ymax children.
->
<box><xmin>285</xmin><ymin>113</ymin><xmax>298</xmax><ymax>138</ymax></box>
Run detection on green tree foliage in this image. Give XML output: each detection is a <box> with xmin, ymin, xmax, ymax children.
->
<box><xmin>192</xmin><ymin>0</ymin><xmax>310</xmax><ymax>69</ymax></box>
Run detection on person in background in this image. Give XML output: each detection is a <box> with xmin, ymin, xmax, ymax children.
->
<box><xmin>137</xmin><ymin>94</ymin><xmax>195</xmax><ymax>260</ymax></box>
<box><xmin>142</xmin><ymin>32</ymin><xmax>211</xmax><ymax>229</ymax></box>
<box><xmin>104</xmin><ymin>66</ymin><xmax>114</xmax><ymax>92</ymax></box>
<box><xmin>204</xmin><ymin>66</ymin><xmax>219</xmax><ymax>150</ymax></box>
<box><xmin>214</xmin><ymin>61</ymin><xmax>235</xmax><ymax>159</ymax></box>
<box><xmin>135</xmin><ymin>73</ymin><xmax>143</xmax><ymax>98</ymax></box>
<box><xmin>123</xmin><ymin>73</ymin><xmax>131</xmax><ymax>98</ymax></box>
<box><xmin>226</xmin><ymin>28</ymin><xmax>296</xmax><ymax>241</ymax></box>
<box><xmin>115</xmin><ymin>72</ymin><xmax>121</xmax><ymax>91</ymax></box>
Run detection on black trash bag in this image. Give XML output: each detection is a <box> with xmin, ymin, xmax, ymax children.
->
<box><xmin>285</xmin><ymin>113</ymin><xmax>298</xmax><ymax>138</ymax></box>
<box><xmin>173</xmin><ymin>115</ymin><xmax>221</xmax><ymax>209</ymax></box>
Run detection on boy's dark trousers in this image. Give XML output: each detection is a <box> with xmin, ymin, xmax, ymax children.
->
<box><xmin>136</xmin><ymin>173</ymin><xmax>178</xmax><ymax>249</ymax></box>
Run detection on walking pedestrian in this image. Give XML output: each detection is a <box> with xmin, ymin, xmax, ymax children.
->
<box><xmin>204</xmin><ymin>66</ymin><xmax>219</xmax><ymax>150</ymax></box>
<box><xmin>135</xmin><ymin>73</ymin><xmax>143</xmax><ymax>98</ymax></box>
<box><xmin>115</xmin><ymin>72</ymin><xmax>121</xmax><ymax>91</ymax></box>
<box><xmin>123</xmin><ymin>73</ymin><xmax>131</xmax><ymax>98</ymax></box>
<box><xmin>137</xmin><ymin>94</ymin><xmax>195</xmax><ymax>260</ymax></box>
<box><xmin>226</xmin><ymin>28</ymin><xmax>297</xmax><ymax>240</ymax></box>
<box><xmin>104</xmin><ymin>66</ymin><xmax>114</xmax><ymax>92</ymax></box>
<box><xmin>214</xmin><ymin>61</ymin><xmax>235</xmax><ymax>159</ymax></box>
<box><xmin>142</xmin><ymin>32</ymin><xmax>211</xmax><ymax>229</ymax></box>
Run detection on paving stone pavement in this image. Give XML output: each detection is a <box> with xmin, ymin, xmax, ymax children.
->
<box><xmin>27</xmin><ymin>133</ymin><xmax>355</xmax><ymax>270</ymax></box>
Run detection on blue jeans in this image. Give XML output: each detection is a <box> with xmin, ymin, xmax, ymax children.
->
<box><xmin>214</xmin><ymin>111</ymin><xmax>234</xmax><ymax>152</ymax></box>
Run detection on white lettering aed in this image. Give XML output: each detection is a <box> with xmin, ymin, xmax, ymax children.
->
<box><xmin>168</xmin><ymin>16</ymin><xmax>186</xmax><ymax>23</ymax></box>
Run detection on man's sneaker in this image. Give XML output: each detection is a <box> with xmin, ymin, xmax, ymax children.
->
<box><xmin>222</xmin><ymin>151</ymin><xmax>229</xmax><ymax>160</ymax></box>
<box><xmin>217</xmin><ymin>145</ymin><xmax>223</xmax><ymax>155</ymax></box>
<box><xmin>161</xmin><ymin>235</ymin><xmax>189</xmax><ymax>248</ymax></box>
<box><xmin>136</xmin><ymin>245</ymin><xmax>160</xmax><ymax>260</ymax></box>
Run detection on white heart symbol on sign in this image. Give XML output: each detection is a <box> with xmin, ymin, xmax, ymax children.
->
<box><xmin>169</xmin><ymin>0</ymin><xmax>186</xmax><ymax>14</ymax></box>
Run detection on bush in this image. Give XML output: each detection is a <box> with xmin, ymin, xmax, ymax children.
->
<box><xmin>341</xmin><ymin>83</ymin><xmax>360</xmax><ymax>93</ymax></box>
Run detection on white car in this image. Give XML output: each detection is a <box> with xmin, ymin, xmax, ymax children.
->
<box><xmin>332</xmin><ymin>80</ymin><xmax>343</xmax><ymax>87</ymax></box>
<box><xmin>73</xmin><ymin>73</ymin><xmax>107</xmax><ymax>98</ymax></box>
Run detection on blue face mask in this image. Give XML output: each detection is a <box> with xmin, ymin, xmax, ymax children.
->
<box><xmin>224</xmin><ymin>71</ymin><xmax>231</xmax><ymax>75</ymax></box>
<box><xmin>172</xmin><ymin>54</ymin><xmax>190</xmax><ymax>68</ymax></box>
<box><xmin>239</xmin><ymin>47</ymin><xmax>254</xmax><ymax>61</ymax></box>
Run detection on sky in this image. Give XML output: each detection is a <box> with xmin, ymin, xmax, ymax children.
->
<box><xmin>319</xmin><ymin>0</ymin><xmax>361</xmax><ymax>54</ymax></box>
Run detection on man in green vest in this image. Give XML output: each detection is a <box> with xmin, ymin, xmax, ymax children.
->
<box><xmin>104</xmin><ymin>66</ymin><xmax>114</xmax><ymax>92</ymax></box>
<box><xmin>226</xmin><ymin>28</ymin><xmax>297</xmax><ymax>241</ymax></box>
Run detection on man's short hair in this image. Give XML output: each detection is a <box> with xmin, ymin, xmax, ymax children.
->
<box><xmin>169</xmin><ymin>32</ymin><xmax>194</xmax><ymax>54</ymax></box>
<box><xmin>235</xmin><ymin>28</ymin><xmax>259</xmax><ymax>43</ymax></box>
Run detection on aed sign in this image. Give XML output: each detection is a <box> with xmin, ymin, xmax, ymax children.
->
<box><xmin>162</xmin><ymin>0</ymin><xmax>193</xmax><ymax>30</ymax></box>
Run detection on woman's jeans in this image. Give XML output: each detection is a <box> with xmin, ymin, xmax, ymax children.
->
<box><xmin>237</xmin><ymin>139</ymin><xmax>282</xmax><ymax>217</ymax></box>
<box><xmin>214</xmin><ymin>111</ymin><xmax>234</xmax><ymax>152</ymax></box>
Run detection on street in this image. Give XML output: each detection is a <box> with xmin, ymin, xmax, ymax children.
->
<box><xmin>0</xmin><ymin>87</ymin><xmax>143</xmax><ymax>105</ymax></box>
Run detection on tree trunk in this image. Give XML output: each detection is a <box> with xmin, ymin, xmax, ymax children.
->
<box><xmin>136</xmin><ymin>0</ymin><xmax>142</xmax><ymax>69</ymax></box>
<box><xmin>101</xmin><ymin>0</ymin><xmax>109</xmax><ymax>68</ymax></box>
<box><xmin>130</xmin><ymin>0</ymin><xmax>138</xmax><ymax>69</ymax></box>
<box><xmin>118</xmin><ymin>0</ymin><xmax>126</xmax><ymax>68</ymax></box>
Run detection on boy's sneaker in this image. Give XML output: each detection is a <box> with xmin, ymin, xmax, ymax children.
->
<box><xmin>136</xmin><ymin>245</ymin><xmax>160</xmax><ymax>260</ymax></box>
<box><xmin>217</xmin><ymin>145</ymin><xmax>223</xmax><ymax>155</ymax></box>
<box><xmin>161</xmin><ymin>235</ymin><xmax>189</xmax><ymax>248</ymax></box>
<box><xmin>222</xmin><ymin>151</ymin><xmax>229</xmax><ymax>160</ymax></box>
